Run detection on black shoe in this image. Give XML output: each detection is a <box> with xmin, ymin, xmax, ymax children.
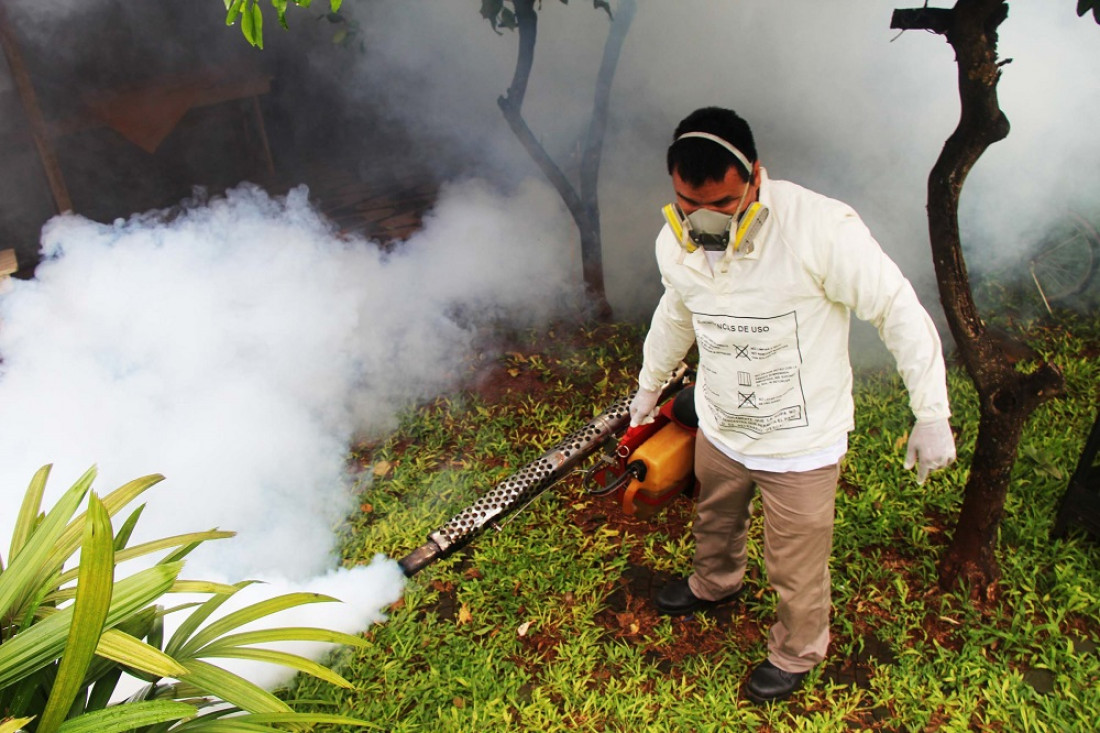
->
<box><xmin>654</xmin><ymin>577</ymin><xmax>742</xmax><ymax>616</ymax></box>
<box><xmin>745</xmin><ymin>660</ymin><xmax>808</xmax><ymax>703</ymax></box>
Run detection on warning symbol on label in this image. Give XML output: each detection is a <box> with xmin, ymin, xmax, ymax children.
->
<box><xmin>738</xmin><ymin>392</ymin><xmax>757</xmax><ymax>409</ymax></box>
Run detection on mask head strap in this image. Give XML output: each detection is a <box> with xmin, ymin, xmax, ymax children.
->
<box><xmin>675</xmin><ymin>131</ymin><xmax>754</xmax><ymax>181</ymax></box>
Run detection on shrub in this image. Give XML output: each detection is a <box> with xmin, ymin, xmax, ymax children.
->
<box><xmin>1</xmin><ymin>465</ymin><xmax>368</xmax><ymax>732</ymax></box>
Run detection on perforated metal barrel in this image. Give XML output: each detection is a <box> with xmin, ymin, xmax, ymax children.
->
<box><xmin>397</xmin><ymin>396</ymin><xmax>630</xmax><ymax>576</ymax></box>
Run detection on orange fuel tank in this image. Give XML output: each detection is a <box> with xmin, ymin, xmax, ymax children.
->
<box><xmin>621</xmin><ymin>420</ymin><xmax>695</xmax><ymax>518</ymax></box>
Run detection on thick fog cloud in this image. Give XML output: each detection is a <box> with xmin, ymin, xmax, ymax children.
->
<box><xmin>1</xmin><ymin>0</ymin><xmax>1096</xmax><ymax>688</ymax></box>
<box><xmin>310</xmin><ymin>1</ymin><xmax>1099</xmax><ymax>318</ymax></box>
<box><xmin>7</xmin><ymin>1</ymin><xmax>1095</xmax><ymax>314</ymax></box>
<box><xmin>0</xmin><ymin>178</ymin><xmax>580</xmax><ymax>688</ymax></box>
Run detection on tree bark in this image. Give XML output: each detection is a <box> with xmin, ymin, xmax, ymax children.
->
<box><xmin>497</xmin><ymin>0</ymin><xmax>634</xmax><ymax>321</ymax></box>
<box><xmin>578</xmin><ymin>0</ymin><xmax>636</xmax><ymax>322</ymax></box>
<box><xmin>892</xmin><ymin>0</ymin><xmax>1064</xmax><ymax>599</ymax></box>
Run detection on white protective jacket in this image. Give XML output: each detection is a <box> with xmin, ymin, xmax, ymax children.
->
<box><xmin>639</xmin><ymin>169</ymin><xmax>951</xmax><ymax>461</ymax></box>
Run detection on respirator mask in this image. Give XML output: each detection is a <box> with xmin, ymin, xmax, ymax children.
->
<box><xmin>664</xmin><ymin>131</ymin><xmax>769</xmax><ymax>255</ymax></box>
<box><xmin>663</xmin><ymin>200</ymin><xmax>769</xmax><ymax>255</ymax></box>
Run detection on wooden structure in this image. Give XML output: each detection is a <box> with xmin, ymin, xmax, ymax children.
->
<box><xmin>1</xmin><ymin>248</ymin><xmax>16</xmax><ymax>293</ymax></box>
<box><xmin>0</xmin><ymin>2</ymin><xmax>274</xmax><ymax>216</ymax></box>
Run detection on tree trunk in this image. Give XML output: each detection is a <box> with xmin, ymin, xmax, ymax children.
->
<box><xmin>497</xmin><ymin>0</ymin><xmax>635</xmax><ymax>321</ymax></box>
<box><xmin>578</xmin><ymin>0</ymin><xmax>636</xmax><ymax>322</ymax></box>
<box><xmin>892</xmin><ymin>0</ymin><xmax>1064</xmax><ymax>600</ymax></box>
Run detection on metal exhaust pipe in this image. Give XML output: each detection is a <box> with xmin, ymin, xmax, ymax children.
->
<box><xmin>397</xmin><ymin>365</ymin><xmax>689</xmax><ymax>576</ymax></box>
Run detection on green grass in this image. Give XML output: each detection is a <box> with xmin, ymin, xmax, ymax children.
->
<box><xmin>287</xmin><ymin>316</ymin><xmax>1100</xmax><ymax>731</ymax></box>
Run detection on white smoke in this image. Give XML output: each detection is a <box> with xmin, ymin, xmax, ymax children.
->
<box><xmin>2</xmin><ymin>0</ymin><xmax>1097</xmax><ymax>690</ymax></box>
<box><xmin>0</xmin><ymin>177</ymin><xmax>580</xmax><ymax>688</ymax></box>
<box><xmin>323</xmin><ymin>1</ymin><xmax>1100</xmax><ymax>319</ymax></box>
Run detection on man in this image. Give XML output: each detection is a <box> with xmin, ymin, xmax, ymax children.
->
<box><xmin>630</xmin><ymin>107</ymin><xmax>956</xmax><ymax>703</ymax></box>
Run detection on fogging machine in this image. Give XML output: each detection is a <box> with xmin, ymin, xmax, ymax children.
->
<box><xmin>397</xmin><ymin>365</ymin><xmax>700</xmax><ymax>576</ymax></box>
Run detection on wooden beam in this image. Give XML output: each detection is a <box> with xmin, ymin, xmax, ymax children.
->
<box><xmin>0</xmin><ymin>248</ymin><xmax>16</xmax><ymax>276</ymax></box>
<box><xmin>1</xmin><ymin>248</ymin><xmax>18</xmax><ymax>293</ymax></box>
<box><xmin>0</xmin><ymin>1</ymin><xmax>73</xmax><ymax>213</ymax></box>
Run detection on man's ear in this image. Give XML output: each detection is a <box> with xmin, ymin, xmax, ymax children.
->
<box><xmin>751</xmin><ymin>161</ymin><xmax>761</xmax><ymax>186</ymax></box>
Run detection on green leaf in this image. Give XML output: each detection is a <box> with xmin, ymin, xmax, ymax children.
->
<box><xmin>116</xmin><ymin>531</ymin><xmax>236</xmax><ymax>567</ymax></box>
<box><xmin>84</xmin><ymin>667</ymin><xmax>123</xmax><ymax>712</ymax></box>
<box><xmin>177</xmin><ymin>659</ymin><xmax>290</xmax><ymax>714</ymax></box>
<box><xmin>272</xmin><ymin>0</ymin><xmax>288</xmax><ymax>29</ymax></box>
<box><xmin>4</xmin><ymin>669</ymin><xmax>46</xmax><ymax>718</ymax></box>
<box><xmin>173</xmin><ymin>722</ymin><xmax>284</xmax><ymax>733</ymax></box>
<box><xmin>9</xmin><ymin>464</ymin><xmax>50</xmax><ymax>562</ymax></box>
<box><xmin>52</xmin><ymin>530</ymin><xmax>235</xmax><ymax>591</ymax></box>
<box><xmin>170</xmin><ymin>580</ymin><xmax>241</xmax><ymax>595</ymax></box>
<box><xmin>240</xmin><ymin>1</ymin><xmax>255</xmax><ymax>43</ymax></box>
<box><xmin>197</xmin><ymin>626</ymin><xmax>369</xmax><ymax>652</ymax></box>
<box><xmin>251</xmin><ymin>1</ymin><xmax>264</xmax><ymax>49</ymax></box>
<box><xmin>145</xmin><ymin>605</ymin><xmax>165</xmax><ymax>660</ymax></box>
<box><xmin>241</xmin><ymin>1</ymin><xmax>256</xmax><ymax>44</ymax></box>
<box><xmin>159</xmin><ymin>540</ymin><xmax>203</xmax><ymax>566</ymax></box>
<box><xmin>99</xmin><ymin>474</ymin><xmax>165</xmax><ymax>518</ymax></box>
<box><xmin>95</xmin><ymin>628</ymin><xmax>189</xmax><ymax>679</ymax></box>
<box><xmin>165</xmin><ymin>582</ymin><xmax>252</xmax><ymax>658</ymax></box>
<box><xmin>37</xmin><ymin>494</ymin><xmax>116</xmax><ymax>733</ymax></box>
<box><xmin>0</xmin><ymin>562</ymin><xmax>182</xmax><ymax>689</ymax></box>
<box><xmin>45</xmin><ymin>473</ymin><xmax>164</xmax><ymax>579</ymax></box>
<box><xmin>197</xmin><ymin>647</ymin><xmax>354</xmax><ymax>688</ymax></box>
<box><xmin>330</xmin><ymin>0</ymin><xmax>343</xmax><ymax>13</ymax></box>
<box><xmin>54</xmin><ymin>701</ymin><xmax>197</xmax><ymax>733</ymax></box>
<box><xmin>0</xmin><ymin>718</ymin><xmax>36</xmax><ymax>733</ymax></box>
<box><xmin>111</xmin><ymin>504</ymin><xmax>145</xmax><ymax>551</ymax></box>
<box><xmin>226</xmin><ymin>0</ymin><xmax>245</xmax><ymax>26</ymax></box>
<box><xmin>177</xmin><ymin>592</ymin><xmax>339</xmax><ymax>657</ymax></box>
<box><xmin>211</xmin><ymin>711</ymin><xmax>369</xmax><ymax>727</ymax></box>
<box><xmin>0</xmin><ymin>466</ymin><xmax>95</xmax><ymax>623</ymax></box>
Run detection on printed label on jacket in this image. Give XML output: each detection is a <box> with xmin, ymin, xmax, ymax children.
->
<box><xmin>694</xmin><ymin>311</ymin><xmax>809</xmax><ymax>437</ymax></box>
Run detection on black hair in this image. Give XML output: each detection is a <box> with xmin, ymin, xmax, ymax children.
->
<box><xmin>666</xmin><ymin>107</ymin><xmax>758</xmax><ymax>187</ymax></box>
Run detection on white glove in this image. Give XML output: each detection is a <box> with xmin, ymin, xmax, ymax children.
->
<box><xmin>629</xmin><ymin>388</ymin><xmax>661</xmax><ymax>427</ymax></box>
<box><xmin>904</xmin><ymin>418</ymin><xmax>957</xmax><ymax>484</ymax></box>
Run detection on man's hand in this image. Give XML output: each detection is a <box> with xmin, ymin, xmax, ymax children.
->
<box><xmin>629</xmin><ymin>388</ymin><xmax>661</xmax><ymax>427</ymax></box>
<box><xmin>904</xmin><ymin>418</ymin><xmax>956</xmax><ymax>484</ymax></box>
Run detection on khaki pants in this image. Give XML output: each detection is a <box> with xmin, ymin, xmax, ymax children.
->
<box><xmin>688</xmin><ymin>431</ymin><xmax>840</xmax><ymax>673</ymax></box>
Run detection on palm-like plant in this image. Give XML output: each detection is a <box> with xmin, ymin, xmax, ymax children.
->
<box><xmin>1</xmin><ymin>465</ymin><xmax>370</xmax><ymax>732</ymax></box>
